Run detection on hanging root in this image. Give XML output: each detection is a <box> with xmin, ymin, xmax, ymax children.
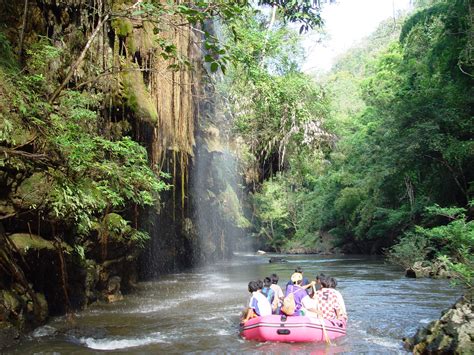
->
<box><xmin>54</xmin><ymin>237</ymin><xmax>75</xmax><ymax>323</ymax></box>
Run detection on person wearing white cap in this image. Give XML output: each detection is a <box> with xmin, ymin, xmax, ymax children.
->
<box><xmin>284</xmin><ymin>272</ymin><xmax>313</xmax><ymax>316</ymax></box>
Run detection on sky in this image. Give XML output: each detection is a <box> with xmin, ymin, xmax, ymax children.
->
<box><xmin>301</xmin><ymin>0</ymin><xmax>413</xmax><ymax>73</ymax></box>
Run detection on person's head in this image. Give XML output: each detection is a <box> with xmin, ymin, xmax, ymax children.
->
<box><xmin>318</xmin><ymin>274</ymin><xmax>331</xmax><ymax>288</ymax></box>
<box><xmin>257</xmin><ymin>279</ymin><xmax>264</xmax><ymax>290</ymax></box>
<box><xmin>315</xmin><ymin>273</ymin><xmax>326</xmax><ymax>285</ymax></box>
<box><xmin>263</xmin><ymin>277</ymin><xmax>272</xmax><ymax>288</ymax></box>
<box><xmin>295</xmin><ymin>266</ymin><xmax>304</xmax><ymax>275</ymax></box>
<box><xmin>329</xmin><ymin>277</ymin><xmax>337</xmax><ymax>288</ymax></box>
<box><xmin>248</xmin><ymin>280</ymin><xmax>259</xmax><ymax>293</ymax></box>
<box><xmin>271</xmin><ymin>273</ymin><xmax>279</xmax><ymax>285</ymax></box>
<box><xmin>291</xmin><ymin>272</ymin><xmax>303</xmax><ymax>286</ymax></box>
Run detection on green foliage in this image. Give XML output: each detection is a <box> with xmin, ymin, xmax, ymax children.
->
<box><xmin>0</xmin><ymin>32</ymin><xmax>16</xmax><ymax>70</ymax></box>
<box><xmin>43</xmin><ymin>91</ymin><xmax>169</xmax><ymax>235</ymax></box>
<box><xmin>387</xmin><ymin>232</ymin><xmax>435</xmax><ymax>269</ymax></box>
<box><xmin>245</xmin><ymin>0</ymin><xmax>473</xmax><ymax>261</ymax></box>
<box><xmin>26</xmin><ymin>37</ymin><xmax>62</xmax><ymax>73</ymax></box>
<box><xmin>308</xmin><ymin>0</ymin><xmax>472</xmax><ymax>248</ymax></box>
<box><xmin>0</xmin><ymin>34</ymin><xmax>169</xmax><ymax>247</ymax></box>
<box><xmin>252</xmin><ymin>174</ymin><xmax>296</xmax><ymax>249</ymax></box>
<box><xmin>93</xmin><ymin>213</ymin><xmax>151</xmax><ymax>248</ymax></box>
<box><xmin>388</xmin><ymin>203</ymin><xmax>474</xmax><ymax>289</ymax></box>
<box><xmin>223</xmin><ymin>10</ymin><xmax>331</xmax><ymax>178</ymax></box>
<box><xmin>128</xmin><ymin>0</ymin><xmax>322</xmax><ymax>74</ymax></box>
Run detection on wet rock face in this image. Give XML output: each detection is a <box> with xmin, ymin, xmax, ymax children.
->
<box><xmin>0</xmin><ymin>286</ymin><xmax>48</xmax><ymax>348</ymax></box>
<box><xmin>404</xmin><ymin>295</ymin><xmax>474</xmax><ymax>354</ymax></box>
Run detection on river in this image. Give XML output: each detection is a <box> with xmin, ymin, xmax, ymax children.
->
<box><xmin>5</xmin><ymin>254</ymin><xmax>460</xmax><ymax>354</ymax></box>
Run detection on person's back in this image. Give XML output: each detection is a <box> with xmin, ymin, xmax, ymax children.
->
<box><xmin>316</xmin><ymin>276</ymin><xmax>347</xmax><ymax>322</ymax></box>
<box><xmin>285</xmin><ymin>273</ymin><xmax>308</xmax><ymax>316</ymax></box>
<box><xmin>248</xmin><ymin>280</ymin><xmax>272</xmax><ymax>317</ymax></box>
<box><xmin>261</xmin><ymin>277</ymin><xmax>275</xmax><ymax>305</ymax></box>
<box><xmin>301</xmin><ymin>288</ymin><xmax>319</xmax><ymax>318</ymax></box>
<box><xmin>269</xmin><ymin>273</ymin><xmax>284</xmax><ymax>314</ymax></box>
<box><xmin>328</xmin><ymin>277</ymin><xmax>347</xmax><ymax>321</ymax></box>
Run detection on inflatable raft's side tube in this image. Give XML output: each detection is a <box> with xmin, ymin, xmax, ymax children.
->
<box><xmin>241</xmin><ymin>315</ymin><xmax>346</xmax><ymax>343</ymax></box>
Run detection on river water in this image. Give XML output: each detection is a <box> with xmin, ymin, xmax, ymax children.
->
<box><xmin>6</xmin><ymin>254</ymin><xmax>460</xmax><ymax>354</ymax></box>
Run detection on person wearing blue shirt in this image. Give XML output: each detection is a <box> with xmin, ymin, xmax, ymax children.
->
<box><xmin>261</xmin><ymin>277</ymin><xmax>275</xmax><ymax>305</ymax></box>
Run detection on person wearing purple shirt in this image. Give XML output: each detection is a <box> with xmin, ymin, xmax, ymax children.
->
<box><xmin>285</xmin><ymin>266</ymin><xmax>310</xmax><ymax>291</ymax></box>
<box><xmin>285</xmin><ymin>272</ymin><xmax>310</xmax><ymax>316</ymax></box>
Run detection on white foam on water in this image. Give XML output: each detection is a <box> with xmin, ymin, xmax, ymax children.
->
<box><xmin>157</xmin><ymin>279</ymin><xmax>178</xmax><ymax>284</ymax></box>
<box><xmin>365</xmin><ymin>336</ymin><xmax>400</xmax><ymax>349</ymax></box>
<box><xmin>32</xmin><ymin>325</ymin><xmax>57</xmax><ymax>338</ymax></box>
<box><xmin>199</xmin><ymin>315</ymin><xmax>221</xmax><ymax>321</ymax></box>
<box><xmin>419</xmin><ymin>318</ymin><xmax>432</xmax><ymax>324</ymax></box>
<box><xmin>189</xmin><ymin>290</ymin><xmax>215</xmax><ymax>300</ymax></box>
<box><xmin>120</xmin><ymin>289</ymin><xmax>216</xmax><ymax>314</ymax></box>
<box><xmin>215</xmin><ymin>328</ymin><xmax>232</xmax><ymax>336</ymax></box>
<box><xmin>79</xmin><ymin>332</ymin><xmax>166</xmax><ymax>350</ymax></box>
<box><xmin>133</xmin><ymin>300</ymin><xmax>180</xmax><ymax>313</ymax></box>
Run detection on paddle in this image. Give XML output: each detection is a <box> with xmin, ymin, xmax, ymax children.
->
<box><xmin>314</xmin><ymin>284</ymin><xmax>331</xmax><ymax>345</ymax></box>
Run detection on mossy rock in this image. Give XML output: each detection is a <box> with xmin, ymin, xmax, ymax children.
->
<box><xmin>121</xmin><ymin>62</ymin><xmax>158</xmax><ymax>123</ymax></box>
<box><xmin>10</xmin><ymin>173</ymin><xmax>51</xmax><ymax>210</ymax></box>
<box><xmin>8</xmin><ymin>233</ymin><xmax>71</xmax><ymax>254</ymax></box>
<box><xmin>112</xmin><ymin>18</ymin><xmax>133</xmax><ymax>38</ymax></box>
<box><xmin>132</xmin><ymin>21</ymin><xmax>156</xmax><ymax>54</ymax></box>
<box><xmin>0</xmin><ymin>200</ymin><xmax>15</xmax><ymax>217</ymax></box>
<box><xmin>0</xmin><ymin>291</ymin><xmax>21</xmax><ymax>316</ymax></box>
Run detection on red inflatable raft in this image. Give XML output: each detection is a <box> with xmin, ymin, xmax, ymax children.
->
<box><xmin>241</xmin><ymin>315</ymin><xmax>346</xmax><ymax>343</ymax></box>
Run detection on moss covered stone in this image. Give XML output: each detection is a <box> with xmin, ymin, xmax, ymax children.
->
<box><xmin>10</xmin><ymin>173</ymin><xmax>51</xmax><ymax>210</ymax></box>
<box><xmin>112</xmin><ymin>18</ymin><xmax>133</xmax><ymax>38</ymax></box>
<box><xmin>9</xmin><ymin>233</ymin><xmax>71</xmax><ymax>254</ymax></box>
<box><xmin>121</xmin><ymin>62</ymin><xmax>158</xmax><ymax>123</ymax></box>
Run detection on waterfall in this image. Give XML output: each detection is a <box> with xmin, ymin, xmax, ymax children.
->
<box><xmin>139</xmin><ymin>19</ymin><xmax>250</xmax><ymax>276</ymax></box>
<box><xmin>191</xmin><ymin>108</ymin><xmax>249</xmax><ymax>263</ymax></box>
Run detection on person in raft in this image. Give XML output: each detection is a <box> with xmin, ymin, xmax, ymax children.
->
<box><xmin>285</xmin><ymin>266</ymin><xmax>310</xmax><ymax>291</ymax></box>
<box><xmin>284</xmin><ymin>272</ymin><xmax>313</xmax><ymax>316</ymax></box>
<box><xmin>315</xmin><ymin>274</ymin><xmax>348</xmax><ymax>323</ymax></box>
<box><xmin>269</xmin><ymin>273</ymin><xmax>284</xmax><ymax>314</ymax></box>
<box><xmin>241</xmin><ymin>280</ymin><xmax>272</xmax><ymax>323</ymax></box>
<box><xmin>328</xmin><ymin>276</ymin><xmax>348</xmax><ymax>322</ymax></box>
<box><xmin>301</xmin><ymin>285</ymin><xmax>320</xmax><ymax>318</ymax></box>
<box><xmin>261</xmin><ymin>277</ymin><xmax>275</xmax><ymax>306</ymax></box>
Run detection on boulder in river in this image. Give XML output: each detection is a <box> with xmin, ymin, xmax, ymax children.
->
<box><xmin>104</xmin><ymin>276</ymin><xmax>124</xmax><ymax>303</ymax></box>
<box><xmin>268</xmin><ymin>257</ymin><xmax>287</xmax><ymax>263</ymax></box>
<box><xmin>403</xmin><ymin>295</ymin><xmax>474</xmax><ymax>354</ymax></box>
<box><xmin>405</xmin><ymin>260</ymin><xmax>455</xmax><ymax>279</ymax></box>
